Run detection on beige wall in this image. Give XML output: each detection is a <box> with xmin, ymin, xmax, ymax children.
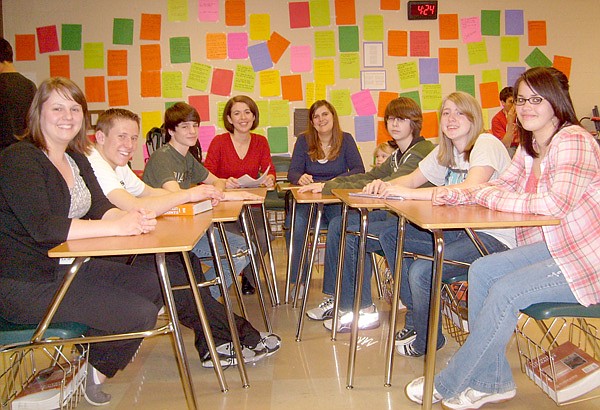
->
<box><xmin>3</xmin><ymin>0</ymin><xmax>600</xmax><ymax>169</ymax></box>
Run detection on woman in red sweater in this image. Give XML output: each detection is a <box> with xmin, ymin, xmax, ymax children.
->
<box><xmin>205</xmin><ymin>95</ymin><xmax>276</xmax><ymax>188</ymax></box>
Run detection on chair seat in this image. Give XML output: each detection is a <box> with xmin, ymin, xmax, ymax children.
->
<box><xmin>0</xmin><ymin>316</ymin><xmax>88</xmax><ymax>345</ymax></box>
<box><xmin>442</xmin><ymin>273</ymin><xmax>468</xmax><ymax>285</ymax></box>
<box><xmin>520</xmin><ymin>302</ymin><xmax>600</xmax><ymax>321</ymax></box>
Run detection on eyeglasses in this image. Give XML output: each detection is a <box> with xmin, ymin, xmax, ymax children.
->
<box><xmin>515</xmin><ymin>96</ymin><xmax>544</xmax><ymax>106</ymax></box>
<box><xmin>387</xmin><ymin>116</ymin><xmax>409</xmax><ymax>124</ymax></box>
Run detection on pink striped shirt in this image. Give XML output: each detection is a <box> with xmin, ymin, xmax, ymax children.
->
<box><xmin>442</xmin><ymin>125</ymin><xmax>600</xmax><ymax>306</ymax></box>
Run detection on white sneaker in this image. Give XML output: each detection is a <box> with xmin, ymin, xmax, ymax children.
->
<box><xmin>201</xmin><ymin>342</ymin><xmax>267</xmax><ymax>368</ymax></box>
<box><xmin>441</xmin><ymin>387</ymin><xmax>516</xmax><ymax>410</ymax></box>
<box><xmin>323</xmin><ymin>304</ymin><xmax>380</xmax><ymax>333</ymax></box>
<box><xmin>255</xmin><ymin>332</ymin><xmax>282</xmax><ymax>356</ymax></box>
<box><xmin>306</xmin><ymin>297</ymin><xmax>334</xmax><ymax>320</ymax></box>
<box><xmin>405</xmin><ymin>376</ymin><xmax>443</xmax><ymax>405</ymax></box>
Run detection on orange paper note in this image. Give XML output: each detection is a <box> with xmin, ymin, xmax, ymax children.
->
<box><xmin>335</xmin><ymin>0</ymin><xmax>356</xmax><ymax>25</ymax></box>
<box><xmin>15</xmin><ymin>34</ymin><xmax>36</xmax><ymax>61</ymax></box>
<box><xmin>377</xmin><ymin>91</ymin><xmax>398</xmax><ymax>117</ymax></box>
<box><xmin>85</xmin><ymin>76</ymin><xmax>106</xmax><ymax>103</ymax></box>
<box><xmin>528</xmin><ymin>21</ymin><xmax>547</xmax><ymax>46</ymax></box>
<box><xmin>388</xmin><ymin>31</ymin><xmax>407</xmax><ymax>57</ymax></box>
<box><xmin>439</xmin><ymin>48</ymin><xmax>458</xmax><ymax>73</ymax></box>
<box><xmin>107</xmin><ymin>79</ymin><xmax>129</xmax><ymax>107</ymax></box>
<box><xmin>225</xmin><ymin>0</ymin><xmax>246</xmax><ymax>26</ymax></box>
<box><xmin>281</xmin><ymin>74</ymin><xmax>303</xmax><ymax>101</ymax></box>
<box><xmin>107</xmin><ymin>49</ymin><xmax>127</xmax><ymax>76</ymax></box>
<box><xmin>421</xmin><ymin>111</ymin><xmax>439</xmax><ymax>139</ymax></box>
<box><xmin>479</xmin><ymin>82</ymin><xmax>500</xmax><ymax>109</ymax></box>
<box><xmin>439</xmin><ymin>14</ymin><xmax>459</xmax><ymax>40</ymax></box>
<box><xmin>140</xmin><ymin>44</ymin><xmax>161</xmax><ymax>71</ymax></box>
<box><xmin>267</xmin><ymin>32</ymin><xmax>290</xmax><ymax>64</ymax></box>
<box><xmin>553</xmin><ymin>55</ymin><xmax>572</xmax><ymax>79</ymax></box>
<box><xmin>377</xmin><ymin>120</ymin><xmax>392</xmax><ymax>144</ymax></box>
<box><xmin>140</xmin><ymin>71</ymin><xmax>161</xmax><ymax>97</ymax></box>
<box><xmin>206</xmin><ymin>33</ymin><xmax>227</xmax><ymax>60</ymax></box>
<box><xmin>49</xmin><ymin>54</ymin><xmax>70</xmax><ymax>78</ymax></box>
<box><xmin>140</xmin><ymin>13</ymin><xmax>161</xmax><ymax>41</ymax></box>
<box><xmin>380</xmin><ymin>0</ymin><xmax>400</xmax><ymax>10</ymax></box>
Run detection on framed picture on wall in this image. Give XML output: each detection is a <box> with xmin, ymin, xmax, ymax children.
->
<box><xmin>363</xmin><ymin>42</ymin><xmax>384</xmax><ymax>68</ymax></box>
<box><xmin>88</xmin><ymin>110</ymin><xmax>106</xmax><ymax>132</ymax></box>
<box><xmin>361</xmin><ymin>70</ymin><xmax>387</xmax><ymax>90</ymax></box>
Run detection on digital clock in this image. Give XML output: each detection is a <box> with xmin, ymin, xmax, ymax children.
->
<box><xmin>407</xmin><ymin>1</ymin><xmax>438</xmax><ymax>21</ymax></box>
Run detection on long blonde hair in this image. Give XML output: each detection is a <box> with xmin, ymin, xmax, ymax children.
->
<box><xmin>437</xmin><ymin>92</ymin><xmax>483</xmax><ymax>167</ymax></box>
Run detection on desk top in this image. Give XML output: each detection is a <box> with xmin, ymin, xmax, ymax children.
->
<box><xmin>49</xmin><ymin>214</ymin><xmax>213</xmax><ymax>258</ymax></box>
<box><xmin>331</xmin><ymin>189</ymin><xmax>388</xmax><ymax>210</ymax></box>
<box><xmin>291</xmin><ymin>189</ymin><xmax>341</xmax><ymax>204</ymax></box>
<box><xmin>211</xmin><ymin>201</ymin><xmax>244</xmax><ymax>222</ymax></box>
<box><xmin>385</xmin><ymin>200</ymin><xmax>561</xmax><ymax>230</ymax></box>
<box><xmin>225</xmin><ymin>187</ymin><xmax>268</xmax><ymax>204</ymax></box>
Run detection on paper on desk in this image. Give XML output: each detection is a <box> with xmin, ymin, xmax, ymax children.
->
<box><xmin>236</xmin><ymin>165</ymin><xmax>271</xmax><ymax>188</ymax></box>
<box><xmin>348</xmin><ymin>192</ymin><xmax>405</xmax><ymax>200</ymax></box>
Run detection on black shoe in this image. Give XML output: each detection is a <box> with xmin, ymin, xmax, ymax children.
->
<box><xmin>242</xmin><ymin>275</ymin><xmax>255</xmax><ymax>295</ymax></box>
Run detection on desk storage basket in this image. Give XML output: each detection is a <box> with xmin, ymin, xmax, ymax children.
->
<box><xmin>515</xmin><ymin>316</ymin><xmax>600</xmax><ymax>406</ymax></box>
<box><xmin>441</xmin><ymin>280</ymin><xmax>469</xmax><ymax>345</ymax></box>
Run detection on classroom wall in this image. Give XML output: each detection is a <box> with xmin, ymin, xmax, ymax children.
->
<box><xmin>3</xmin><ymin>0</ymin><xmax>600</xmax><ymax>169</ymax></box>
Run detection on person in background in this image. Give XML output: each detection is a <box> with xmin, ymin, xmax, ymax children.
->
<box><xmin>0</xmin><ymin>77</ymin><xmax>160</xmax><ymax>406</ymax></box>
<box><xmin>286</xmin><ymin>100</ymin><xmax>365</xmax><ymax>297</ymax></box>
<box><xmin>204</xmin><ymin>95</ymin><xmax>277</xmax><ymax>295</ymax></box>
<box><xmin>491</xmin><ymin>86</ymin><xmax>518</xmax><ymax>156</ymax></box>
<box><xmin>405</xmin><ymin>66</ymin><xmax>600</xmax><ymax>410</ymax></box>
<box><xmin>0</xmin><ymin>37</ymin><xmax>37</xmax><ymax>152</ymax></box>
<box><xmin>372</xmin><ymin>92</ymin><xmax>513</xmax><ymax>357</ymax></box>
<box><xmin>300</xmin><ymin>97</ymin><xmax>434</xmax><ymax>332</ymax></box>
<box><xmin>89</xmin><ymin>108</ymin><xmax>280</xmax><ymax>368</ymax></box>
<box><xmin>373</xmin><ymin>141</ymin><xmax>396</xmax><ymax>167</ymax></box>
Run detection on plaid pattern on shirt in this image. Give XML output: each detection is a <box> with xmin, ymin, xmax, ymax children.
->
<box><xmin>443</xmin><ymin>125</ymin><xmax>600</xmax><ymax>306</ymax></box>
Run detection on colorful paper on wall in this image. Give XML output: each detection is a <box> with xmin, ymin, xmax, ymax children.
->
<box><xmin>422</xmin><ymin>84</ymin><xmax>442</xmax><ymax>111</ymax></box>
<box><xmin>259</xmin><ymin>70</ymin><xmax>281</xmax><ymax>97</ymax></box>
<box><xmin>61</xmin><ymin>24</ymin><xmax>82</xmax><ymax>50</ymax></box>
<box><xmin>198</xmin><ymin>0</ymin><xmax>219</xmax><ymax>22</ymax></box>
<box><xmin>84</xmin><ymin>76</ymin><xmax>105</xmax><ymax>103</ymax></box>
<box><xmin>256</xmin><ymin>100</ymin><xmax>269</xmax><ymax>126</ymax></box>
<box><xmin>363</xmin><ymin>15</ymin><xmax>384</xmax><ymax>41</ymax></box>
<box><xmin>36</xmin><ymin>26</ymin><xmax>59</xmax><ymax>54</ymax></box>
<box><xmin>419</xmin><ymin>59</ymin><xmax>439</xmax><ymax>84</ymax></box>
<box><xmin>162</xmin><ymin>71</ymin><xmax>183</xmax><ymax>98</ymax></box>
<box><xmin>339</xmin><ymin>53</ymin><xmax>360</xmax><ymax>79</ymax></box>
<box><xmin>188</xmin><ymin>95</ymin><xmax>210</xmax><ymax>122</ymax></box>
<box><xmin>140</xmin><ymin>44</ymin><xmax>161</xmax><ymax>71</ymax></box>
<box><xmin>380</xmin><ymin>0</ymin><xmax>400</xmax><ymax>10</ymax></box>
<box><xmin>198</xmin><ymin>125</ymin><xmax>216</xmax><ymax>151</ymax></box>
<box><xmin>439</xmin><ymin>48</ymin><xmax>458</xmax><ymax>73</ymax></box>
<box><xmin>500</xmin><ymin>37</ymin><xmax>519</xmax><ymax>62</ymax></box>
<box><xmin>108</xmin><ymin>79</ymin><xmax>129</xmax><ymax>106</ymax></box>
<box><xmin>351</xmin><ymin>90</ymin><xmax>376</xmax><ymax>116</ymax></box>
<box><xmin>269</xmin><ymin>100</ymin><xmax>291</xmax><ymax>126</ymax></box>
<box><xmin>142</xmin><ymin>111</ymin><xmax>163</xmax><ymax>138</ymax></box>
<box><xmin>528</xmin><ymin>21</ymin><xmax>547</xmax><ymax>46</ymax></box>
<box><xmin>482</xmin><ymin>69</ymin><xmax>502</xmax><ymax>89</ymax></box>
<box><xmin>400</xmin><ymin>90</ymin><xmax>420</xmax><ymax>107</ymax></box>
<box><xmin>107</xmin><ymin>50</ymin><xmax>127</xmax><ymax>76</ymax></box>
<box><xmin>290</xmin><ymin>45</ymin><xmax>312</xmax><ymax>73</ymax></box>
<box><xmin>233</xmin><ymin>64</ymin><xmax>255</xmax><ymax>92</ymax></box>
<box><xmin>335</xmin><ymin>0</ymin><xmax>356</xmax><ymax>25</ymax></box>
<box><xmin>113</xmin><ymin>18</ymin><xmax>134</xmax><ymax>45</ymax></box>
<box><xmin>377</xmin><ymin>91</ymin><xmax>398</xmax><ymax>117</ymax></box>
<box><xmin>217</xmin><ymin>102</ymin><xmax>226</xmax><ymax>128</ymax></box>
<box><xmin>479</xmin><ymin>82</ymin><xmax>500</xmax><ymax>108</ymax></box>
<box><xmin>355</xmin><ymin>116</ymin><xmax>375</xmax><ymax>142</ymax></box>
<box><xmin>289</xmin><ymin>2</ymin><xmax>310</xmax><ymax>29</ymax></box>
<box><xmin>267</xmin><ymin>32</ymin><xmax>291</xmax><ymax>63</ymax></box>
<box><xmin>315</xmin><ymin>31</ymin><xmax>336</xmax><ymax>57</ymax></box>
<box><xmin>267</xmin><ymin>127</ymin><xmax>289</xmax><ymax>153</ymax></box>
<box><xmin>314</xmin><ymin>59</ymin><xmax>335</xmax><ymax>85</ymax></box>
<box><xmin>410</xmin><ymin>31</ymin><xmax>430</xmax><ymax>57</ymax></box>
<box><xmin>505</xmin><ymin>10</ymin><xmax>524</xmax><ymax>35</ymax></box>
<box><xmin>467</xmin><ymin>41</ymin><xmax>488</xmax><ymax>65</ymax></box>
<box><xmin>225</xmin><ymin>0</ymin><xmax>246</xmax><ymax>26</ymax></box>
<box><xmin>141</xmin><ymin>71</ymin><xmax>161</xmax><ymax>97</ymax></box>
<box><xmin>281</xmin><ymin>74</ymin><xmax>303</xmax><ymax>101</ymax></box>
<box><xmin>455</xmin><ymin>75</ymin><xmax>475</xmax><ymax>96</ymax></box>
<box><xmin>305</xmin><ymin>83</ymin><xmax>316</xmax><ymax>108</ymax></box>
<box><xmin>168</xmin><ymin>0</ymin><xmax>188</xmax><ymax>22</ymax></box>
<box><xmin>206</xmin><ymin>33</ymin><xmax>227</xmax><ymax>60</ymax></box>
<box><xmin>339</xmin><ymin>26</ymin><xmax>359</xmax><ymax>52</ymax></box>
<box><xmin>140</xmin><ymin>14</ymin><xmax>161</xmax><ymax>41</ymax></box>
<box><xmin>421</xmin><ymin>111</ymin><xmax>438</xmax><ymax>138</ymax></box>
<box><xmin>84</xmin><ymin>42</ymin><xmax>104</xmax><ymax>69</ymax></box>
<box><xmin>170</xmin><ymin>37</ymin><xmax>191</xmax><ymax>63</ymax></box>
<box><xmin>248</xmin><ymin>42</ymin><xmax>274</xmax><ymax>72</ymax></box>
<box><xmin>388</xmin><ymin>31</ymin><xmax>407</xmax><ymax>56</ymax></box>
<box><xmin>228</xmin><ymin>32</ymin><xmax>249</xmax><ymax>59</ymax></box>
<box><xmin>376</xmin><ymin>120</ymin><xmax>390</xmax><ymax>144</ymax></box>
<box><xmin>294</xmin><ymin>108</ymin><xmax>310</xmax><ymax>136</ymax></box>
<box><xmin>525</xmin><ymin>48</ymin><xmax>552</xmax><ymax>68</ymax></box>
<box><xmin>481</xmin><ymin>10</ymin><xmax>500</xmax><ymax>36</ymax></box>
<box><xmin>553</xmin><ymin>56</ymin><xmax>572</xmax><ymax>79</ymax></box>
<box><xmin>187</xmin><ymin>62</ymin><xmax>212</xmax><ymax>91</ymax></box>
<box><xmin>49</xmin><ymin>55</ymin><xmax>70</xmax><ymax>78</ymax></box>
<box><xmin>250</xmin><ymin>14</ymin><xmax>271</xmax><ymax>41</ymax></box>
<box><xmin>310</xmin><ymin>0</ymin><xmax>331</xmax><ymax>27</ymax></box>
<box><xmin>507</xmin><ymin>67</ymin><xmax>526</xmax><ymax>88</ymax></box>
<box><xmin>439</xmin><ymin>14</ymin><xmax>459</xmax><ymax>40</ymax></box>
<box><xmin>330</xmin><ymin>89</ymin><xmax>352</xmax><ymax>116</ymax></box>
<box><xmin>460</xmin><ymin>17</ymin><xmax>482</xmax><ymax>44</ymax></box>
<box><xmin>15</xmin><ymin>34</ymin><xmax>36</xmax><ymax>61</ymax></box>
<box><xmin>397</xmin><ymin>61</ymin><xmax>419</xmax><ymax>89</ymax></box>
<box><xmin>211</xmin><ymin>68</ymin><xmax>233</xmax><ymax>96</ymax></box>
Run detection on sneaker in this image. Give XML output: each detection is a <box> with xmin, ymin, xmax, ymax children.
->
<box><xmin>405</xmin><ymin>376</ymin><xmax>443</xmax><ymax>405</ymax></box>
<box><xmin>441</xmin><ymin>387</ymin><xmax>516</xmax><ymax>410</ymax></box>
<box><xmin>323</xmin><ymin>304</ymin><xmax>380</xmax><ymax>333</ymax></box>
<box><xmin>84</xmin><ymin>363</ymin><xmax>111</xmax><ymax>406</ymax></box>
<box><xmin>396</xmin><ymin>335</ymin><xmax>446</xmax><ymax>357</ymax></box>
<box><xmin>291</xmin><ymin>283</ymin><xmax>305</xmax><ymax>300</ymax></box>
<box><xmin>255</xmin><ymin>332</ymin><xmax>282</xmax><ymax>356</ymax></box>
<box><xmin>394</xmin><ymin>327</ymin><xmax>417</xmax><ymax>346</ymax></box>
<box><xmin>201</xmin><ymin>342</ymin><xmax>267</xmax><ymax>368</ymax></box>
<box><xmin>306</xmin><ymin>297</ymin><xmax>334</xmax><ymax>320</ymax></box>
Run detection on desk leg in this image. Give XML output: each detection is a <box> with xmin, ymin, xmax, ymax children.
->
<box><xmin>240</xmin><ymin>207</ymin><xmax>272</xmax><ymax>332</ymax></box>
<box><xmin>217</xmin><ymin>222</ymin><xmax>247</xmax><ymax>318</ymax></box>
<box><xmin>346</xmin><ymin>208</ymin><xmax>368</xmax><ymax>389</ymax></box>
<box><xmin>261</xmin><ymin>203</ymin><xmax>280</xmax><ymax>305</ymax></box>
<box><xmin>247</xmin><ymin>206</ymin><xmax>277</xmax><ymax>307</ymax></box>
<box><xmin>154</xmin><ymin>252</ymin><xmax>198</xmax><ymax>410</ymax></box>
<box><xmin>293</xmin><ymin>203</ymin><xmax>315</xmax><ymax>308</ymax></box>
<box><xmin>422</xmin><ymin>230</ymin><xmax>445</xmax><ymax>410</ymax></box>
<box><xmin>206</xmin><ymin>225</ymin><xmax>250</xmax><ymax>388</ymax></box>
<box><xmin>295</xmin><ymin>203</ymin><xmax>323</xmax><ymax>342</ymax></box>
<box><xmin>331</xmin><ymin>204</ymin><xmax>349</xmax><ymax>341</ymax></box>
<box><xmin>284</xmin><ymin>197</ymin><xmax>297</xmax><ymax>304</ymax></box>
<box><xmin>384</xmin><ymin>216</ymin><xmax>406</xmax><ymax>386</ymax></box>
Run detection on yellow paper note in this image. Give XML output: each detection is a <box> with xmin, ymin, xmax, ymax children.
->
<box><xmin>314</xmin><ymin>31</ymin><xmax>336</xmax><ymax>57</ymax></box>
<box><xmin>339</xmin><ymin>52</ymin><xmax>360</xmax><ymax>79</ymax></box>
<box><xmin>249</xmin><ymin>14</ymin><xmax>270</xmax><ymax>41</ymax></box>
<box><xmin>482</xmin><ymin>69</ymin><xmax>502</xmax><ymax>89</ymax></box>
<box><xmin>162</xmin><ymin>71</ymin><xmax>183</xmax><ymax>98</ymax></box>
<box><xmin>167</xmin><ymin>0</ymin><xmax>188</xmax><ymax>22</ymax></box>
<box><xmin>422</xmin><ymin>84</ymin><xmax>442</xmax><ymax>111</ymax></box>
<box><xmin>305</xmin><ymin>83</ymin><xmax>316</xmax><ymax>108</ymax></box>
<box><xmin>233</xmin><ymin>64</ymin><xmax>255</xmax><ymax>92</ymax></box>
<box><xmin>269</xmin><ymin>100</ymin><xmax>290</xmax><ymax>127</ymax></box>
<box><xmin>397</xmin><ymin>61</ymin><xmax>419</xmax><ymax>89</ymax></box>
<box><xmin>83</xmin><ymin>42</ymin><xmax>104</xmax><ymax>69</ymax></box>
<box><xmin>500</xmin><ymin>36</ymin><xmax>519</xmax><ymax>62</ymax></box>
<box><xmin>314</xmin><ymin>59</ymin><xmax>335</xmax><ymax>85</ymax></box>
<box><xmin>187</xmin><ymin>62</ymin><xmax>212</xmax><ymax>91</ymax></box>
<box><xmin>363</xmin><ymin>15</ymin><xmax>384</xmax><ymax>41</ymax></box>
<box><xmin>142</xmin><ymin>111</ymin><xmax>163</xmax><ymax>138</ymax></box>
<box><xmin>329</xmin><ymin>89</ymin><xmax>352</xmax><ymax>116</ymax></box>
<box><xmin>467</xmin><ymin>41</ymin><xmax>488</xmax><ymax>65</ymax></box>
<box><xmin>256</xmin><ymin>100</ymin><xmax>270</xmax><ymax>126</ymax></box>
<box><xmin>259</xmin><ymin>70</ymin><xmax>281</xmax><ymax>97</ymax></box>
<box><xmin>309</xmin><ymin>0</ymin><xmax>331</xmax><ymax>27</ymax></box>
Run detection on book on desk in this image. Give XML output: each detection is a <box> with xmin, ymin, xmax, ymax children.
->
<box><xmin>164</xmin><ymin>200</ymin><xmax>212</xmax><ymax>216</ymax></box>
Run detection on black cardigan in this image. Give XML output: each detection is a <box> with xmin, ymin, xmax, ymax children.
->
<box><xmin>0</xmin><ymin>141</ymin><xmax>114</xmax><ymax>282</ymax></box>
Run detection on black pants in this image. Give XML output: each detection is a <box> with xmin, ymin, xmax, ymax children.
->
<box><xmin>0</xmin><ymin>259</ymin><xmax>162</xmax><ymax>378</ymax></box>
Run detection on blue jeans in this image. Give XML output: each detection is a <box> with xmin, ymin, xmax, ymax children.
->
<box><xmin>379</xmin><ymin>223</ymin><xmax>510</xmax><ymax>354</ymax></box>
<box><xmin>285</xmin><ymin>203</ymin><xmax>341</xmax><ymax>284</ymax></box>
<box><xmin>323</xmin><ymin>210</ymin><xmax>393</xmax><ymax>310</ymax></box>
<box><xmin>434</xmin><ymin>241</ymin><xmax>578</xmax><ymax>397</ymax></box>
<box><xmin>191</xmin><ymin>231</ymin><xmax>248</xmax><ymax>299</ymax></box>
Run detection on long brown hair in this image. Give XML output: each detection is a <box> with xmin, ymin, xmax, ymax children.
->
<box><xmin>20</xmin><ymin>77</ymin><xmax>91</xmax><ymax>154</ymax></box>
<box><xmin>513</xmin><ymin>67</ymin><xmax>579</xmax><ymax>158</ymax></box>
<box><xmin>305</xmin><ymin>100</ymin><xmax>343</xmax><ymax>161</ymax></box>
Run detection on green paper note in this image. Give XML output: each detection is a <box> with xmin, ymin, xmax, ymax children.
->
<box><xmin>187</xmin><ymin>63</ymin><xmax>211</xmax><ymax>91</ymax></box>
<box><xmin>481</xmin><ymin>10</ymin><xmax>500</xmax><ymax>36</ymax></box>
<box><xmin>62</xmin><ymin>24</ymin><xmax>82</xmax><ymax>51</ymax></box>
<box><xmin>329</xmin><ymin>89</ymin><xmax>352</xmax><ymax>116</ymax></box>
<box><xmin>400</xmin><ymin>91</ymin><xmax>421</xmax><ymax>108</ymax></box>
<box><xmin>113</xmin><ymin>18</ymin><xmax>134</xmax><ymax>45</ymax></box>
<box><xmin>456</xmin><ymin>75</ymin><xmax>475</xmax><ymax>97</ymax></box>
<box><xmin>339</xmin><ymin>26</ymin><xmax>359</xmax><ymax>52</ymax></box>
<box><xmin>268</xmin><ymin>127</ymin><xmax>289</xmax><ymax>153</ymax></box>
<box><xmin>269</xmin><ymin>100</ymin><xmax>290</xmax><ymax>127</ymax></box>
<box><xmin>170</xmin><ymin>37</ymin><xmax>191</xmax><ymax>64</ymax></box>
<box><xmin>525</xmin><ymin>48</ymin><xmax>552</xmax><ymax>68</ymax></box>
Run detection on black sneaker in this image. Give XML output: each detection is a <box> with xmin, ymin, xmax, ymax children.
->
<box><xmin>84</xmin><ymin>363</ymin><xmax>111</xmax><ymax>406</ymax></box>
<box><xmin>201</xmin><ymin>342</ymin><xmax>266</xmax><ymax>368</ymax></box>
<box><xmin>394</xmin><ymin>328</ymin><xmax>417</xmax><ymax>346</ymax></box>
<box><xmin>396</xmin><ymin>335</ymin><xmax>446</xmax><ymax>357</ymax></box>
<box><xmin>242</xmin><ymin>275</ymin><xmax>255</xmax><ymax>295</ymax></box>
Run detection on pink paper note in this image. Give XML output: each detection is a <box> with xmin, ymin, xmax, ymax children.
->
<box><xmin>351</xmin><ymin>90</ymin><xmax>376</xmax><ymax>116</ymax></box>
